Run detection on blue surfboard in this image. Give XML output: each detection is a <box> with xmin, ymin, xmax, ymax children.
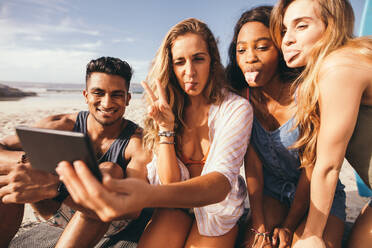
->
<box><xmin>359</xmin><ymin>0</ymin><xmax>372</xmax><ymax>36</ymax></box>
<box><xmin>354</xmin><ymin>0</ymin><xmax>372</xmax><ymax>197</ymax></box>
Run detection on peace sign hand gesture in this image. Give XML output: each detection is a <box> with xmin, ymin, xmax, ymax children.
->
<box><xmin>141</xmin><ymin>80</ymin><xmax>175</xmax><ymax>131</ymax></box>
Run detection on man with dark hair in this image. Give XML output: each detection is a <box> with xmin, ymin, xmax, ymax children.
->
<box><xmin>0</xmin><ymin>57</ymin><xmax>151</xmax><ymax>247</ymax></box>
<box><xmin>86</xmin><ymin>56</ymin><xmax>133</xmax><ymax>84</ymax></box>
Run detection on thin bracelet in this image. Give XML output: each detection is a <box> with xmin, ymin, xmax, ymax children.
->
<box><xmin>158</xmin><ymin>130</ymin><xmax>176</xmax><ymax>137</ymax></box>
<box><xmin>250</xmin><ymin>228</ymin><xmax>270</xmax><ymax>236</ymax></box>
<box><xmin>159</xmin><ymin>141</ymin><xmax>175</xmax><ymax>145</ymax></box>
<box><xmin>250</xmin><ymin>228</ymin><xmax>271</xmax><ymax>248</ymax></box>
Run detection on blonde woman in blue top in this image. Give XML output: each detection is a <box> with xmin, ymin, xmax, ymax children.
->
<box><xmin>270</xmin><ymin>0</ymin><xmax>372</xmax><ymax>247</ymax></box>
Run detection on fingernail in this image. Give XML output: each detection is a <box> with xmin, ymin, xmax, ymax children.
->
<box><xmin>73</xmin><ymin>162</ymin><xmax>82</xmax><ymax>170</ymax></box>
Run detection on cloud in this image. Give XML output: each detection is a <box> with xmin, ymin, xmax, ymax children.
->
<box><xmin>0</xmin><ymin>18</ymin><xmax>99</xmax><ymax>42</ymax></box>
<box><xmin>56</xmin><ymin>17</ymin><xmax>100</xmax><ymax>36</ymax></box>
<box><xmin>12</xmin><ymin>0</ymin><xmax>71</xmax><ymax>14</ymax></box>
<box><xmin>0</xmin><ymin>3</ymin><xmax>10</xmax><ymax>17</ymax></box>
<box><xmin>112</xmin><ymin>37</ymin><xmax>136</xmax><ymax>43</ymax></box>
<box><xmin>70</xmin><ymin>40</ymin><xmax>102</xmax><ymax>50</ymax></box>
<box><xmin>129</xmin><ymin>59</ymin><xmax>151</xmax><ymax>82</ymax></box>
<box><xmin>0</xmin><ymin>1</ymin><xmax>99</xmax><ymax>47</ymax></box>
<box><xmin>0</xmin><ymin>1</ymin><xmax>148</xmax><ymax>83</ymax></box>
<box><xmin>0</xmin><ymin>47</ymin><xmax>97</xmax><ymax>83</ymax></box>
<box><xmin>0</xmin><ymin>43</ymin><xmax>150</xmax><ymax>83</ymax></box>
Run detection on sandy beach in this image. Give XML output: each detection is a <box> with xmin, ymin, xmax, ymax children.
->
<box><xmin>0</xmin><ymin>92</ymin><xmax>369</xmax><ymax>237</ymax></box>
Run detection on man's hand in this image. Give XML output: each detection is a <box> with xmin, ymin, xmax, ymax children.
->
<box><xmin>56</xmin><ymin>160</ymin><xmax>150</xmax><ymax>222</ymax></box>
<box><xmin>98</xmin><ymin>162</ymin><xmax>124</xmax><ymax>180</ymax></box>
<box><xmin>292</xmin><ymin>235</ymin><xmax>326</xmax><ymax>248</ymax></box>
<box><xmin>0</xmin><ymin>162</ymin><xmax>59</xmax><ymax>203</ymax></box>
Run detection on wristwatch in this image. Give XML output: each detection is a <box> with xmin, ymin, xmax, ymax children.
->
<box><xmin>52</xmin><ymin>182</ymin><xmax>69</xmax><ymax>203</ymax></box>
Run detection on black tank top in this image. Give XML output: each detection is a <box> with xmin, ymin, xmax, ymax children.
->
<box><xmin>72</xmin><ymin>111</ymin><xmax>138</xmax><ymax>171</ymax></box>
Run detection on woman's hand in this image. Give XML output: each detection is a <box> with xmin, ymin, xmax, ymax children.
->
<box><xmin>141</xmin><ymin>80</ymin><xmax>175</xmax><ymax>131</ymax></box>
<box><xmin>251</xmin><ymin>233</ymin><xmax>272</xmax><ymax>248</ymax></box>
<box><xmin>272</xmin><ymin>227</ymin><xmax>293</xmax><ymax>248</ymax></box>
<box><xmin>56</xmin><ymin>160</ymin><xmax>151</xmax><ymax>222</ymax></box>
<box><xmin>245</xmin><ymin>226</ymin><xmax>272</xmax><ymax>248</ymax></box>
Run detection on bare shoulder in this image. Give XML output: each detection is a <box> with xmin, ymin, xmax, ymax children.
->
<box><xmin>321</xmin><ymin>48</ymin><xmax>371</xmax><ymax>81</ymax></box>
<box><xmin>323</xmin><ymin>43</ymin><xmax>372</xmax><ymax>70</ymax></box>
<box><xmin>126</xmin><ymin>126</ymin><xmax>145</xmax><ymax>155</ymax></box>
<box><xmin>320</xmin><ymin>37</ymin><xmax>372</xmax><ymax>83</ymax></box>
<box><xmin>33</xmin><ymin>113</ymin><xmax>78</xmax><ymax>131</ymax></box>
<box><xmin>320</xmin><ymin>46</ymin><xmax>372</xmax><ymax>104</ymax></box>
<box><xmin>125</xmin><ymin>126</ymin><xmax>152</xmax><ymax>161</ymax></box>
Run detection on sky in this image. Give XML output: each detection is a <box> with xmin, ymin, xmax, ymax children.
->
<box><xmin>0</xmin><ymin>0</ymin><xmax>367</xmax><ymax>85</ymax></box>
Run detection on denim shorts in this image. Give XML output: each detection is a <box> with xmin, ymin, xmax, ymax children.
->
<box><xmin>263</xmin><ymin>176</ymin><xmax>347</xmax><ymax>222</ymax></box>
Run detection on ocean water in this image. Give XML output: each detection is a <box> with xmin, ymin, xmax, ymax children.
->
<box><xmin>0</xmin><ymin>82</ymin><xmax>142</xmax><ymax>114</ymax></box>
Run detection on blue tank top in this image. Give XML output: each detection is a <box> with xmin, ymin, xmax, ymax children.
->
<box><xmin>249</xmin><ymin>91</ymin><xmax>344</xmax><ymax>204</ymax></box>
<box><xmin>251</xmin><ymin>117</ymin><xmax>301</xmax><ymax>182</ymax></box>
<box><xmin>72</xmin><ymin>111</ymin><xmax>138</xmax><ymax>170</ymax></box>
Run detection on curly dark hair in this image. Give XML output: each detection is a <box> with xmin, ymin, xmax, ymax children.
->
<box><xmin>86</xmin><ymin>56</ymin><xmax>133</xmax><ymax>89</ymax></box>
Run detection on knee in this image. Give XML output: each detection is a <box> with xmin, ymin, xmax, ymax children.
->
<box><xmin>99</xmin><ymin>162</ymin><xmax>124</xmax><ymax>179</ymax></box>
<box><xmin>0</xmin><ymin>202</ymin><xmax>24</xmax><ymax>218</ymax></box>
<box><xmin>151</xmin><ymin>208</ymin><xmax>192</xmax><ymax>225</ymax></box>
<box><xmin>154</xmin><ymin>208</ymin><xmax>184</xmax><ymax>219</ymax></box>
<box><xmin>324</xmin><ymin>215</ymin><xmax>344</xmax><ymax>248</ymax></box>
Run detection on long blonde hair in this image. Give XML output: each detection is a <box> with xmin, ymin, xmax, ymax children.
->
<box><xmin>143</xmin><ymin>18</ymin><xmax>227</xmax><ymax>151</ymax></box>
<box><xmin>271</xmin><ymin>0</ymin><xmax>355</xmax><ymax>167</ymax></box>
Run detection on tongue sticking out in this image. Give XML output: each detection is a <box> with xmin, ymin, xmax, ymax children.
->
<box><xmin>185</xmin><ymin>82</ymin><xmax>195</xmax><ymax>91</ymax></box>
<box><xmin>244</xmin><ymin>72</ymin><xmax>259</xmax><ymax>84</ymax></box>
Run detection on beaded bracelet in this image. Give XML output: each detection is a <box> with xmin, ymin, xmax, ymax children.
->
<box><xmin>250</xmin><ymin>228</ymin><xmax>271</xmax><ymax>248</ymax></box>
<box><xmin>158</xmin><ymin>130</ymin><xmax>176</xmax><ymax>137</ymax></box>
<box><xmin>250</xmin><ymin>228</ymin><xmax>270</xmax><ymax>236</ymax></box>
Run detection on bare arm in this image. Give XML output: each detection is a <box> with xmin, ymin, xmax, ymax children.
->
<box><xmin>56</xmin><ymin>160</ymin><xmax>230</xmax><ymax>222</ymax></box>
<box><xmin>56</xmin><ymin>93</ymin><xmax>252</xmax><ymax>222</ymax></box>
<box><xmin>146</xmin><ymin>172</ymin><xmax>230</xmax><ymax>208</ymax></box>
<box><xmin>119</xmin><ymin>129</ymin><xmax>152</xmax><ymax>219</ymax></box>
<box><xmin>282</xmin><ymin>166</ymin><xmax>312</xmax><ymax>231</ymax></box>
<box><xmin>272</xmin><ymin>165</ymin><xmax>312</xmax><ymax>248</ymax></box>
<box><xmin>0</xmin><ymin>137</ymin><xmax>23</xmax><ymax>164</ymax></box>
<box><xmin>0</xmin><ymin>113</ymin><xmax>76</xmax><ymax>205</ymax></box>
<box><xmin>124</xmin><ymin>128</ymin><xmax>153</xmax><ymax>182</ymax></box>
<box><xmin>244</xmin><ymin>145</ymin><xmax>267</xmax><ymax>232</ymax></box>
<box><xmin>301</xmin><ymin>61</ymin><xmax>368</xmax><ymax>239</ymax></box>
<box><xmin>141</xmin><ymin>80</ymin><xmax>180</xmax><ymax>184</ymax></box>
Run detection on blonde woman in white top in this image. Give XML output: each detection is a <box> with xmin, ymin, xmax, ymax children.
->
<box><xmin>56</xmin><ymin>18</ymin><xmax>253</xmax><ymax>248</ymax></box>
